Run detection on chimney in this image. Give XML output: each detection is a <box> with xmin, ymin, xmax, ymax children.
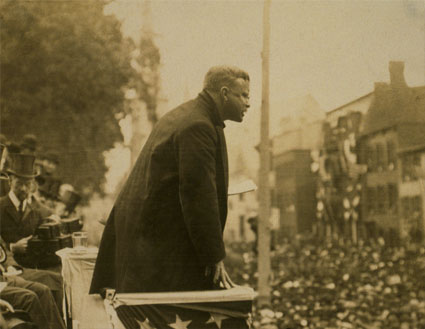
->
<box><xmin>374</xmin><ymin>82</ymin><xmax>388</xmax><ymax>99</ymax></box>
<box><xmin>389</xmin><ymin>61</ymin><xmax>407</xmax><ymax>88</ymax></box>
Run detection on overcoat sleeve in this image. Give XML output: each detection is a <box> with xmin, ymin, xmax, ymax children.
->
<box><xmin>176</xmin><ymin>122</ymin><xmax>226</xmax><ymax>266</ymax></box>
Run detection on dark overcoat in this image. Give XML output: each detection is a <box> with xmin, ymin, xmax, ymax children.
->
<box><xmin>90</xmin><ymin>90</ymin><xmax>229</xmax><ymax>293</ymax></box>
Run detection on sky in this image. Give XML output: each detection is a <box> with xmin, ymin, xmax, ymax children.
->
<box><xmin>104</xmin><ymin>0</ymin><xmax>425</xmax><ymax>185</ymax></box>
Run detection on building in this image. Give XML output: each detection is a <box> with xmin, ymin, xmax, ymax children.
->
<box><xmin>398</xmin><ymin>143</ymin><xmax>425</xmax><ymax>240</ymax></box>
<box><xmin>352</xmin><ymin>61</ymin><xmax>425</xmax><ymax>240</ymax></box>
<box><xmin>271</xmin><ymin>95</ymin><xmax>325</xmax><ymax>238</ymax></box>
<box><xmin>273</xmin><ymin>149</ymin><xmax>317</xmax><ymax>238</ymax></box>
<box><xmin>224</xmin><ymin>151</ymin><xmax>257</xmax><ymax>243</ymax></box>
<box><xmin>315</xmin><ymin>94</ymin><xmax>371</xmax><ymax>241</ymax></box>
<box><xmin>310</xmin><ymin>61</ymin><xmax>425</xmax><ymax>241</ymax></box>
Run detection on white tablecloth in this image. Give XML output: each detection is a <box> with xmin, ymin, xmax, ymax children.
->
<box><xmin>56</xmin><ymin>248</ymin><xmax>111</xmax><ymax>329</ymax></box>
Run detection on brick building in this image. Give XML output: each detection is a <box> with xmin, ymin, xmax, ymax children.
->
<box><xmin>358</xmin><ymin>61</ymin><xmax>425</xmax><ymax>239</ymax></box>
<box><xmin>271</xmin><ymin>95</ymin><xmax>324</xmax><ymax>238</ymax></box>
<box><xmin>276</xmin><ymin>61</ymin><xmax>425</xmax><ymax>241</ymax></box>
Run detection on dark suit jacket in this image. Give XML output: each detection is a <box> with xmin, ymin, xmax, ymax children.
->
<box><xmin>90</xmin><ymin>90</ymin><xmax>229</xmax><ymax>293</ymax></box>
<box><xmin>0</xmin><ymin>196</ymin><xmax>44</xmax><ymax>244</ymax></box>
<box><xmin>0</xmin><ymin>195</ymin><xmax>45</xmax><ymax>266</ymax></box>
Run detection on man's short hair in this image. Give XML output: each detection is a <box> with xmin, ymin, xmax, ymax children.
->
<box><xmin>203</xmin><ymin>66</ymin><xmax>250</xmax><ymax>93</ymax></box>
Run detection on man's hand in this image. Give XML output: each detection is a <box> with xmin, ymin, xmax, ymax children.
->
<box><xmin>0</xmin><ymin>299</ymin><xmax>15</xmax><ymax>313</ymax></box>
<box><xmin>10</xmin><ymin>236</ymin><xmax>32</xmax><ymax>254</ymax></box>
<box><xmin>205</xmin><ymin>260</ymin><xmax>235</xmax><ymax>289</ymax></box>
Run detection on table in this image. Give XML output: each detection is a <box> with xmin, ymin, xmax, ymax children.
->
<box><xmin>56</xmin><ymin>248</ymin><xmax>111</xmax><ymax>329</ymax></box>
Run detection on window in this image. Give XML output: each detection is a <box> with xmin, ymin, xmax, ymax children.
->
<box><xmin>367</xmin><ymin>187</ymin><xmax>377</xmax><ymax>215</ymax></box>
<box><xmin>239</xmin><ymin>215</ymin><xmax>245</xmax><ymax>240</ymax></box>
<box><xmin>402</xmin><ymin>197</ymin><xmax>411</xmax><ymax>218</ymax></box>
<box><xmin>357</xmin><ymin>141</ymin><xmax>366</xmax><ymax>165</ymax></box>
<box><xmin>413</xmin><ymin>196</ymin><xmax>423</xmax><ymax>219</ymax></box>
<box><xmin>376</xmin><ymin>143</ymin><xmax>387</xmax><ymax>171</ymax></box>
<box><xmin>402</xmin><ymin>196</ymin><xmax>423</xmax><ymax>231</ymax></box>
<box><xmin>402</xmin><ymin>154</ymin><xmax>421</xmax><ymax>182</ymax></box>
<box><xmin>387</xmin><ymin>184</ymin><xmax>398</xmax><ymax>211</ymax></box>
<box><xmin>270</xmin><ymin>189</ymin><xmax>277</xmax><ymax>208</ymax></box>
<box><xmin>377</xmin><ymin>185</ymin><xmax>387</xmax><ymax>214</ymax></box>
<box><xmin>387</xmin><ymin>140</ymin><xmax>396</xmax><ymax>170</ymax></box>
<box><xmin>366</xmin><ymin>144</ymin><xmax>377</xmax><ymax>172</ymax></box>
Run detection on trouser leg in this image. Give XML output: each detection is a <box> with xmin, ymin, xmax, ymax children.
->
<box><xmin>7</xmin><ymin>276</ymin><xmax>66</xmax><ymax>329</ymax></box>
<box><xmin>1</xmin><ymin>285</ymin><xmax>49</xmax><ymax>329</ymax></box>
<box><xmin>21</xmin><ymin>268</ymin><xmax>63</xmax><ymax>312</ymax></box>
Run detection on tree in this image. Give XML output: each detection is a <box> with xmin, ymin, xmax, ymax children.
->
<box><xmin>0</xmin><ymin>0</ymin><xmax>135</xmax><ymax>193</ymax></box>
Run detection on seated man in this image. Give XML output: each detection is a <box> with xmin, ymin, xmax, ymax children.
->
<box><xmin>1</xmin><ymin>243</ymin><xmax>65</xmax><ymax>329</ymax></box>
<box><xmin>1</xmin><ymin>280</ymin><xmax>65</xmax><ymax>329</ymax></box>
<box><xmin>0</xmin><ymin>154</ymin><xmax>64</xmax><ymax>315</ymax></box>
<box><xmin>0</xmin><ymin>153</ymin><xmax>47</xmax><ymax>266</ymax></box>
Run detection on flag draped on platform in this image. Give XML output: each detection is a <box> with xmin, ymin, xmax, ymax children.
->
<box><xmin>110</xmin><ymin>287</ymin><xmax>255</xmax><ymax>329</ymax></box>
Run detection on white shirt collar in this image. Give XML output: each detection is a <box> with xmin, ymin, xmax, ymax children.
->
<box><xmin>8</xmin><ymin>191</ymin><xmax>27</xmax><ymax>212</ymax></box>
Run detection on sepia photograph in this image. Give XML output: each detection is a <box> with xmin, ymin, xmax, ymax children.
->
<box><xmin>0</xmin><ymin>0</ymin><xmax>424</xmax><ymax>328</ymax></box>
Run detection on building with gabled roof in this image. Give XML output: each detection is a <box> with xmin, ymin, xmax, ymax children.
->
<box><xmin>358</xmin><ymin>61</ymin><xmax>425</xmax><ymax>241</ymax></box>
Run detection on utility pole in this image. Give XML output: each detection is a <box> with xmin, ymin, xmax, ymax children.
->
<box><xmin>258</xmin><ymin>0</ymin><xmax>272</xmax><ymax>307</ymax></box>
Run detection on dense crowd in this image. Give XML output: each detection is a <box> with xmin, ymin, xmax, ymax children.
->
<box><xmin>226</xmin><ymin>236</ymin><xmax>425</xmax><ymax>329</ymax></box>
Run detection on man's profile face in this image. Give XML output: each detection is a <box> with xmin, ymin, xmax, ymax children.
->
<box><xmin>224</xmin><ymin>78</ymin><xmax>250</xmax><ymax>122</ymax></box>
<box><xmin>10</xmin><ymin>176</ymin><xmax>33</xmax><ymax>202</ymax></box>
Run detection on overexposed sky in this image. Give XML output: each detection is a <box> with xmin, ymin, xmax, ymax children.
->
<box><xmin>108</xmin><ymin>0</ymin><xmax>424</xmax><ymax>109</ymax></box>
<box><xmin>105</xmin><ymin>0</ymin><xmax>425</xmax><ymax>177</ymax></box>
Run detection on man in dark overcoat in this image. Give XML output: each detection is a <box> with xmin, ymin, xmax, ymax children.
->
<box><xmin>90</xmin><ymin>66</ymin><xmax>250</xmax><ymax>293</ymax></box>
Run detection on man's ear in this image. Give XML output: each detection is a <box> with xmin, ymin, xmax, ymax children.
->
<box><xmin>220</xmin><ymin>86</ymin><xmax>229</xmax><ymax>102</ymax></box>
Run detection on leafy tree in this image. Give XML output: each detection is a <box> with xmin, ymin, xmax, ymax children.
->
<box><xmin>0</xmin><ymin>0</ymin><xmax>135</xmax><ymax>193</ymax></box>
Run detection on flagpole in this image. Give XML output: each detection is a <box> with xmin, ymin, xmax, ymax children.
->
<box><xmin>257</xmin><ymin>0</ymin><xmax>272</xmax><ymax>307</ymax></box>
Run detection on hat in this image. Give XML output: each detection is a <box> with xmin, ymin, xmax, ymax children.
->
<box><xmin>6</xmin><ymin>142</ymin><xmax>21</xmax><ymax>154</ymax></box>
<box><xmin>61</xmin><ymin>189</ymin><xmax>81</xmax><ymax>212</ymax></box>
<box><xmin>6</xmin><ymin>153</ymin><xmax>38</xmax><ymax>179</ymax></box>
<box><xmin>20</xmin><ymin>134</ymin><xmax>37</xmax><ymax>152</ymax></box>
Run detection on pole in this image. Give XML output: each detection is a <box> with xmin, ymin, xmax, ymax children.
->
<box><xmin>414</xmin><ymin>166</ymin><xmax>425</xmax><ymax>237</ymax></box>
<box><xmin>418</xmin><ymin>176</ymin><xmax>425</xmax><ymax>235</ymax></box>
<box><xmin>257</xmin><ymin>0</ymin><xmax>272</xmax><ymax>307</ymax></box>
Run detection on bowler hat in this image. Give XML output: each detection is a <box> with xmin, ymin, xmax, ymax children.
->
<box><xmin>6</xmin><ymin>153</ymin><xmax>38</xmax><ymax>179</ymax></box>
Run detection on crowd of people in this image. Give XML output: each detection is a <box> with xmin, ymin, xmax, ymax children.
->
<box><xmin>226</xmin><ymin>236</ymin><xmax>425</xmax><ymax>329</ymax></box>
<box><xmin>0</xmin><ymin>134</ymin><xmax>82</xmax><ymax>329</ymax></box>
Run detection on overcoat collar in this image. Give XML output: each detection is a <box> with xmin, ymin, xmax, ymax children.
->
<box><xmin>197</xmin><ymin>90</ymin><xmax>225</xmax><ymax>128</ymax></box>
<box><xmin>197</xmin><ymin>90</ymin><xmax>229</xmax><ymax>193</ymax></box>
